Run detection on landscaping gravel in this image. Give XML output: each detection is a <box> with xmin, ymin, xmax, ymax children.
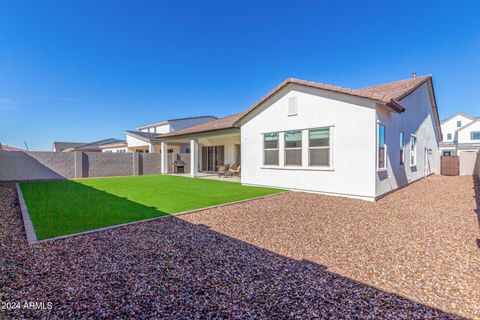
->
<box><xmin>1</xmin><ymin>175</ymin><xmax>479</xmax><ymax>319</ymax></box>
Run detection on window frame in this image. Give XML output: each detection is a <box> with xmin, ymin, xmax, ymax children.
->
<box><xmin>457</xmin><ymin>120</ymin><xmax>462</xmax><ymax>128</ymax></box>
<box><xmin>399</xmin><ymin>131</ymin><xmax>405</xmax><ymax>166</ymax></box>
<box><xmin>377</xmin><ymin>123</ymin><xmax>387</xmax><ymax>171</ymax></box>
<box><xmin>470</xmin><ymin>131</ymin><xmax>480</xmax><ymax>140</ymax></box>
<box><xmin>284</xmin><ymin>130</ymin><xmax>302</xmax><ymax>166</ymax></box>
<box><xmin>308</xmin><ymin>127</ymin><xmax>331</xmax><ymax>167</ymax></box>
<box><xmin>263</xmin><ymin>132</ymin><xmax>280</xmax><ymax>166</ymax></box>
<box><xmin>410</xmin><ymin>134</ymin><xmax>417</xmax><ymax>166</ymax></box>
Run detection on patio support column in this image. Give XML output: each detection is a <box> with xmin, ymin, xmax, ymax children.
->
<box><xmin>190</xmin><ymin>139</ymin><xmax>198</xmax><ymax>177</ymax></box>
<box><xmin>148</xmin><ymin>143</ymin><xmax>154</xmax><ymax>153</ymax></box>
<box><xmin>161</xmin><ymin>142</ymin><xmax>168</xmax><ymax>174</ymax></box>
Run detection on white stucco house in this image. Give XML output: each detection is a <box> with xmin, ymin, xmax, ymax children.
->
<box><xmin>439</xmin><ymin>113</ymin><xmax>480</xmax><ymax>156</ymax></box>
<box><xmin>157</xmin><ymin>75</ymin><xmax>442</xmax><ymax>201</ymax></box>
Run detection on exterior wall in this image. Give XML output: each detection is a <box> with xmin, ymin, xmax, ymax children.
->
<box><xmin>441</xmin><ymin>114</ymin><xmax>474</xmax><ymax>142</ymax></box>
<box><xmin>126</xmin><ymin>135</ymin><xmax>150</xmax><ymax>148</ymax></box>
<box><xmin>241</xmin><ymin>85</ymin><xmax>377</xmax><ymax>200</ymax></box>
<box><xmin>140</xmin><ymin>153</ymin><xmax>162</xmax><ymax>175</ymax></box>
<box><xmin>101</xmin><ymin>146</ymin><xmax>128</xmax><ymax>153</ymax></box>
<box><xmin>0</xmin><ymin>151</ymin><xmax>76</xmax><ymax>180</ymax></box>
<box><xmin>83</xmin><ymin>152</ymin><xmax>133</xmax><ymax>178</ymax></box>
<box><xmin>459</xmin><ymin>151</ymin><xmax>478</xmax><ymax>176</ymax></box>
<box><xmin>0</xmin><ymin>151</ymin><xmax>162</xmax><ymax>181</ymax></box>
<box><xmin>375</xmin><ymin>83</ymin><xmax>440</xmax><ymax>197</ymax></box>
<box><xmin>477</xmin><ymin>152</ymin><xmax>480</xmax><ymax>178</ymax></box>
<box><xmin>139</xmin><ymin>123</ymin><xmax>171</xmax><ymax>133</ymax></box>
<box><xmin>457</xmin><ymin>120</ymin><xmax>480</xmax><ymax>143</ymax></box>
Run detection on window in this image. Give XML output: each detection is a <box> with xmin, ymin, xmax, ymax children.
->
<box><xmin>185</xmin><ymin>147</ymin><xmax>191</xmax><ymax>154</ymax></box>
<box><xmin>309</xmin><ymin>128</ymin><xmax>330</xmax><ymax>166</ymax></box>
<box><xmin>457</xmin><ymin>120</ymin><xmax>462</xmax><ymax>128</ymax></box>
<box><xmin>410</xmin><ymin>135</ymin><xmax>417</xmax><ymax>166</ymax></box>
<box><xmin>399</xmin><ymin>132</ymin><xmax>405</xmax><ymax>166</ymax></box>
<box><xmin>287</xmin><ymin>97</ymin><xmax>298</xmax><ymax>116</ymax></box>
<box><xmin>284</xmin><ymin>131</ymin><xmax>302</xmax><ymax>165</ymax></box>
<box><xmin>263</xmin><ymin>133</ymin><xmax>279</xmax><ymax>165</ymax></box>
<box><xmin>447</xmin><ymin>133</ymin><xmax>452</xmax><ymax>140</ymax></box>
<box><xmin>471</xmin><ymin>131</ymin><xmax>480</xmax><ymax>140</ymax></box>
<box><xmin>377</xmin><ymin>124</ymin><xmax>386</xmax><ymax>170</ymax></box>
<box><xmin>443</xmin><ymin>151</ymin><xmax>451</xmax><ymax>157</ymax></box>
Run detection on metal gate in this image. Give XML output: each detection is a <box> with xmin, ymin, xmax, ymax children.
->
<box><xmin>441</xmin><ymin>156</ymin><xmax>459</xmax><ymax>176</ymax></box>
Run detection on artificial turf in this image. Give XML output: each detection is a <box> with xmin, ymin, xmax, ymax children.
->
<box><xmin>20</xmin><ymin>175</ymin><xmax>283</xmax><ymax>240</ymax></box>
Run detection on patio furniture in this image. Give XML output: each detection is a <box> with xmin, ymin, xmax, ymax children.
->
<box><xmin>229</xmin><ymin>165</ymin><xmax>241</xmax><ymax>177</ymax></box>
<box><xmin>218</xmin><ymin>165</ymin><xmax>227</xmax><ymax>177</ymax></box>
<box><xmin>173</xmin><ymin>160</ymin><xmax>185</xmax><ymax>173</ymax></box>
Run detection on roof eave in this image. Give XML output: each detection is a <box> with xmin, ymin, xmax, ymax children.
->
<box><xmin>386</xmin><ymin>100</ymin><xmax>405</xmax><ymax>113</ymax></box>
<box><xmin>155</xmin><ymin>127</ymin><xmax>239</xmax><ymax>141</ymax></box>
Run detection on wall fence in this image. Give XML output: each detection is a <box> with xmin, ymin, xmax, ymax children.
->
<box><xmin>0</xmin><ymin>151</ymin><xmax>166</xmax><ymax>181</ymax></box>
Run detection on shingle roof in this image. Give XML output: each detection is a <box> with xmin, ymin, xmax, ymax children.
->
<box><xmin>60</xmin><ymin>138</ymin><xmax>122</xmax><ymax>151</ymax></box>
<box><xmin>98</xmin><ymin>140</ymin><xmax>127</xmax><ymax>148</ymax></box>
<box><xmin>157</xmin><ymin>75</ymin><xmax>437</xmax><ymax>139</ymax></box>
<box><xmin>357</xmin><ymin>75</ymin><xmax>432</xmax><ymax>101</ymax></box>
<box><xmin>125</xmin><ymin>130</ymin><xmax>158</xmax><ymax>142</ymax></box>
<box><xmin>236</xmin><ymin>75</ymin><xmax>433</xmax><ymax>124</ymax></box>
<box><xmin>53</xmin><ymin>141</ymin><xmax>88</xmax><ymax>151</ymax></box>
<box><xmin>157</xmin><ymin>113</ymin><xmax>244</xmax><ymax>139</ymax></box>
<box><xmin>0</xmin><ymin>143</ymin><xmax>25</xmax><ymax>151</ymax></box>
<box><xmin>137</xmin><ymin>115</ymin><xmax>217</xmax><ymax>130</ymax></box>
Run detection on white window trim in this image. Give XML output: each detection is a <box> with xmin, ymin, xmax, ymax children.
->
<box><xmin>284</xmin><ymin>130</ymin><xmax>302</xmax><ymax>167</ymax></box>
<box><xmin>308</xmin><ymin>127</ymin><xmax>332</xmax><ymax>168</ymax></box>
<box><xmin>399</xmin><ymin>131</ymin><xmax>405</xmax><ymax>167</ymax></box>
<box><xmin>263</xmin><ymin>132</ymin><xmax>280</xmax><ymax>166</ymax></box>
<box><xmin>377</xmin><ymin>123</ymin><xmax>387</xmax><ymax>172</ymax></box>
<box><xmin>410</xmin><ymin>134</ymin><xmax>417</xmax><ymax>167</ymax></box>
<box><xmin>470</xmin><ymin>131</ymin><xmax>480</xmax><ymax>140</ymax></box>
<box><xmin>260</xmin><ymin>126</ymin><xmax>334</xmax><ymax>171</ymax></box>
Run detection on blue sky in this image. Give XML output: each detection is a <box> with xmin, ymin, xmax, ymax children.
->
<box><xmin>0</xmin><ymin>0</ymin><xmax>479</xmax><ymax>150</ymax></box>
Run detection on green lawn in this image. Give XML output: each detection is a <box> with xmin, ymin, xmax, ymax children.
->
<box><xmin>20</xmin><ymin>175</ymin><xmax>283</xmax><ymax>240</ymax></box>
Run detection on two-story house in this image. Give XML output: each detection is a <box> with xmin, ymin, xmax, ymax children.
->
<box><xmin>439</xmin><ymin>113</ymin><xmax>480</xmax><ymax>156</ymax></box>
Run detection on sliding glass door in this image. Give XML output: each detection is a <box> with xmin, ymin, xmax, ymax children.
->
<box><xmin>201</xmin><ymin>146</ymin><xmax>224</xmax><ymax>171</ymax></box>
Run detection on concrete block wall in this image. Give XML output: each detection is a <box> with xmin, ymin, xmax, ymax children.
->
<box><xmin>141</xmin><ymin>153</ymin><xmax>162</xmax><ymax>175</ymax></box>
<box><xmin>0</xmin><ymin>151</ymin><xmax>162</xmax><ymax>181</ymax></box>
<box><xmin>83</xmin><ymin>152</ymin><xmax>135</xmax><ymax>178</ymax></box>
<box><xmin>0</xmin><ymin>151</ymin><xmax>76</xmax><ymax>181</ymax></box>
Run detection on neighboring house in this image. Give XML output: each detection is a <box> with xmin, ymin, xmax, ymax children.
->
<box><xmin>124</xmin><ymin>116</ymin><xmax>217</xmax><ymax>153</ymax></box>
<box><xmin>156</xmin><ymin>75</ymin><xmax>441</xmax><ymax>201</ymax></box>
<box><xmin>98</xmin><ymin>140</ymin><xmax>128</xmax><ymax>153</ymax></box>
<box><xmin>52</xmin><ymin>139</ymin><xmax>123</xmax><ymax>152</ymax></box>
<box><xmin>439</xmin><ymin>113</ymin><xmax>480</xmax><ymax>156</ymax></box>
<box><xmin>0</xmin><ymin>143</ymin><xmax>25</xmax><ymax>151</ymax></box>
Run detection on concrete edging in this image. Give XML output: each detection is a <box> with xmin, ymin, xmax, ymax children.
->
<box><xmin>15</xmin><ymin>183</ymin><xmax>39</xmax><ymax>244</ymax></box>
<box><xmin>37</xmin><ymin>191</ymin><xmax>288</xmax><ymax>244</ymax></box>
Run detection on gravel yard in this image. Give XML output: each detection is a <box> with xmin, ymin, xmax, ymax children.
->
<box><xmin>1</xmin><ymin>175</ymin><xmax>479</xmax><ymax>319</ymax></box>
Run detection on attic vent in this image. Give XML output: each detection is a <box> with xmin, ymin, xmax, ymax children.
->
<box><xmin>288</xmin><ymin>96</ymin><xmax>298</xmax><ymax>116</ymax></box>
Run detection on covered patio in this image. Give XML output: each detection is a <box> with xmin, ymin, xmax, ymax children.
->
<box><xmin>157</xmin><ymin>128</ymin><xmax>241</xmax><ymax>177</ymax></box>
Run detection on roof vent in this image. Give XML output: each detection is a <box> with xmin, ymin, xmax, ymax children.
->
<box><xmin>288</xmin><ymin>96</ymin><xmax>298</xmax><ymax>116</ymax></box>
<box><xmin>412</xmin><ymin>71</ymin><xmax>417</xmax><ymax>79</ymax></box>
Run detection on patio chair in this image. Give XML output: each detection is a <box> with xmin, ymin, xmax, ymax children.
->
<box><xmin>218</xmin><ymin>165</ymin><xmax>227</xmax><ymax>178</ymax></box>
<box><xmin>229</xmin><ymin>165</ymin><xmax>241</xmax><ymax>177</ymax></box>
